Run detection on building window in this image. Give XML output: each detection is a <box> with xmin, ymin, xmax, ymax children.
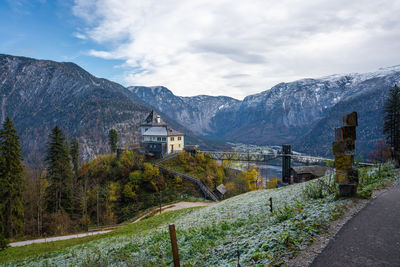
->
<box><xmin>179</xmin><ymin>144</ymin><xmax>181</xmax><ymax>148</ymax></box>
<box><xmin>162</xmin><ymin>137</ymin><xmax>166</xmax><ymax>141</ymax></box>
<box><xmin>170</xmin><ymin>137</ymin><xmax>174</xmax><ymax>141</ymax></box>
<box><xmin>157</xmin><ymin>137</ymin><xmax>161</xmax><ymax>141</ymax></box>
<box><xmin>178</xmin><ymin>136</ymin><xmax>182</xmax><ymax>140</ymax></box>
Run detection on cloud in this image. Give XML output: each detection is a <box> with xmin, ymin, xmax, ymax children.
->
<box><xmin>72</xmin><ymin>0</ymin><xmax>400</xmax><ymax>99</ymax></box>
<box><xmin>73</xmin><ymin>32</ymin><xmax>87</xmax><ymax>40</ymax></box>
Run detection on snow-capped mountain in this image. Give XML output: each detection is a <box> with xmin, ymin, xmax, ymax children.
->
<box><xmin>0</xmin><ymin>54</ymin><xmax>226</xmax><ymax>161</ymax></box>
<box><xmin>0</xmin><ymin>54</ymin><xmax>152</xmax><ymax>160</ymax></box>
<box><xmin>132</xmin><ymin>66</ymin><xmax>400</xmax><ymax>156</ymax></box>
<box><xmin>129</xmin><ymin>86</ymin><xmax>241</xmax><ymax>135</ymax></box>
<box><xmin>2</xmin><ymin>52</ymin><xmax>397</xmax><ymax>159</ymax></box>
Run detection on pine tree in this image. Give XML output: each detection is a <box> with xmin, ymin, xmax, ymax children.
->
<box><xmin>0</xmin><ymin>117</ymin><xmax>25</xmax><ymax>241</ymax></box>
<box><xmin>108</xmin><ymin>129</ymin><xmax>118</xmax><ymax>154</ymax></box>
<box><xmin>69</xmin><ymin>137</ymin><xmax>80</xmax><ymax>220</ymax></box>
<box><xmin>383</xmin><ymin>84</ymin><xmax>400</xmax><ymax>165</ymax></box>
<box><xmin>45</xmin><ymin>126</ymin><xmax>73</xmax><ymax>213</ymax></box>
<box><xmin>70</xmin><ymin>137</ymin><xmax>79</xmax><ymax>180</ymax></box>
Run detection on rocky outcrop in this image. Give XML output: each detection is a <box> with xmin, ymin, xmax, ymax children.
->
<box><xmin>0</xmin><ymin>54</ymin><xmax>150</xmax><ymax>161</ymax></box>
<box><xmin>132</xmin><ymin>67</ymin><xmax>400</xmax><ymax>157</ymax></box>
<box><xmin>129</xmin><ymin>86</ymin><xmax>240</xmax><ymax>135</ymax></box>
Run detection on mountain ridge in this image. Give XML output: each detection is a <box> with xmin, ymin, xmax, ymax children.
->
<box><xmin>132</xmin><ymin>66</ymin><xmax>400</xmax><ymax>157</ymax></box>
<box><xmin>0</xmin><ymin>54</ymin><xmax>224</xmax><ymax>161</ymax></box>
<box><xmin>1</xmin><ymin>52</ymin><xmax>397</xmax><ymax>159</ymax></box>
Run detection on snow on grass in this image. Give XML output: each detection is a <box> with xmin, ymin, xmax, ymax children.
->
<box><xmin>3</xmin><ymin>165</ymin><xmax>396</xmax><ymax>266</ymax></box>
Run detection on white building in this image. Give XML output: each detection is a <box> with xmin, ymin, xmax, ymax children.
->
<box><xmin>140</xmin><ymin>110</ymin><xmax>184</xmax><ymax>156</ymax></box>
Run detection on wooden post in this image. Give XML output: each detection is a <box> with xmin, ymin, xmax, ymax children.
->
<box><xmin>269</xmin><ymin>197</ymin><xmax>273</xmax><ymax>213</ymax></box>
<box><xmin>169</xmin><ymin>224</ymin><xmax>180</xmax><ymax>267</ymax></box>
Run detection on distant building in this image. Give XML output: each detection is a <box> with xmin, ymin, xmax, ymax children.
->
<box><xmin>214</xmin><ymin>184</ymin><xmax>227</xmax><ymax>200</ymax></box>
<box><xmin>291</xmin><ymin>165</ymin><xmax>328</xmax><ymax>183</ymax></box>
<box><xmin>140</xmin><ymin>110</ymin><xmax>184</xmax><ymax>156</ymax></box>
<box><xmin>184</xmin><ymin>145</ymin><xmax>199</xmax><ymax>154</ymax></box>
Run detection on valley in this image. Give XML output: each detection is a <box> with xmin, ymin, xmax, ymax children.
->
<box><xmin>1</xmin><ymin>53</ymin><xmax>397</xmax><ymax>161</ymax></box>
<box><xmin>2</xmin><ymin>1</ymin><xmax>400</xmax><ymax>266</ymax></box>
<box><xmin>0</xmin><ymin>53</ymin><xmax>396</xmax><ymax>266</ymax></box>
<box><xmin>132</xmin><ymin>68</ymin><xmax>397</xmax><ymax>157</ymax></box>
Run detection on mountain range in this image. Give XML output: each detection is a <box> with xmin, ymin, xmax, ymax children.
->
<box><xmin>0</xmin><ymin>54</ymin><xmax>222</xmax><ymax>161</ymax></box>
<box><xmin>131</xmin><ymin>68</ymin><xmax>400</xmax><ymax>157</ymax></box>
<box><xmin>1</xmin><ymin>53</ymin><xmax>397</xmax><ymax>161</ymax></box>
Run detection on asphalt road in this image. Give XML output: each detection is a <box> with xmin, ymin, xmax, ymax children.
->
<box><xmin>311</xmin><ymin>182</ymin><xmax>400</xmax><ymax>267</ymax></box>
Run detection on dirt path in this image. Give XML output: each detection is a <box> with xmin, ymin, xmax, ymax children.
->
<box><xmin>161</xmin><ymin>201</ymin><xmax>215</xmax><ymax>212</ymax></box>
<box><xmin>9</xmin><ymin>230</ymin><xmax>113</xmax><ymax>247</ymax></box>
<box><xmin>133</xmin><ymin>201</ymin><xmax>215</xmax><ymax>222</ymax></box>
<box><xmin>10</xmin><ymin>201</ymin><xmax>214</xmax><ymax>247</ymax></box>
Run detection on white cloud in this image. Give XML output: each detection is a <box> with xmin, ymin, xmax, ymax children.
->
<box><xmin>72</xmin><ymin>0</ymin><xmax>400</xmax><ymax>99</ymax></box>
<box><xmin>73</xmin><ymin>32</ymin><xmax>87</xmax><ymax>40</ymax></box>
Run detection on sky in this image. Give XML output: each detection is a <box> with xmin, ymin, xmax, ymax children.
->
<box><xmin>1</xmin><ymin>0</ymin><xmax>400</xmax><ymax>99</ymax></box>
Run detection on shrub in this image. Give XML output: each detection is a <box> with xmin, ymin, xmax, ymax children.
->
<box><xmin>266</xmin><ymin>178</ymin><xmax>278</xmax><ymax>189</ymax></box>
<box><xmin>356</xmin><ymin>163</ymin><xmax>396</xmax><ymax>199</ymax></box>
<box><xmin>303</xmin><ymin>178</ymin><xmax>336</xmax><ymax>200</ymax></box>
<box><xmin>42</xmin><ymin>211</ymin><xmax>76</xmax><ymax>236</ymax></box>
<box><xmin>0</xmin><ymin>234</ymin><xmax>9</xmax><ymax>251</ymax></box>
<box><xmin>357</xmin><ymin>187</ymin><xmax>373</xmax><ymax>199</ymax></box>
<box><xmin>273</xmin><ymin>201</ymin><xmax>303</xmax><ymax>223</ymax></box>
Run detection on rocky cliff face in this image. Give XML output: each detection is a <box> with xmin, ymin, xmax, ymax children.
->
<box><xmin>2</xmin><ymin>53</ymin><xmax>397</xmax><ymax>160</ymax></box>
<box><xmin>129</xmin><ymin>86</ymin><xmax>240</xmax><ymax>136</ymax></box>
<box><xmin>0</xmin><ymin>54</ymin><xmax>228</xmax><ymax>161</ymax></box>
<box><xmin>132</xmin><ymin>67</ymin><xmax>400</xmax><ymax>157</ymax></box>
<box><xmin>0</xmin><ymin>54</ymin><xmax>152</xmax><ymax>161</ymax></box>
<box><xmin>293</xmin><ymin>73</ymin><xmax>396</xmax><ymax>156</ymax></box>
<box><xmin>214</xmin><ymin>69</ymin><xmax>399</xmax><ymax>152</ymax></box>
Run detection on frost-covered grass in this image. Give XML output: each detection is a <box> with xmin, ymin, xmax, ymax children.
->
<box><xmin>2</xmin><ymin>164</ymin><xmax>396</xmax><ymax>266</ymax></box>
<box><xmin>357</xmin><ymin>163</ymin><xmax>397</xmax><ymax>198</ymax></box>
<box><xmin>0</xmin><ymin>208</ymin><xmax>199</xmax><ymax>265</ymax></box>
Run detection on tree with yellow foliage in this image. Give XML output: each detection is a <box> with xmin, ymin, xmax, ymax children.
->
<box><xmin>243</xmin><ymin>168</ymin><xmax>259</xmax><ymax>191</ymax></box>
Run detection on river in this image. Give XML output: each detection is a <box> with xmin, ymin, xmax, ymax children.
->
<box><xmin>225</xmin><ymin>158</ymin><xmax>307</xmax><ymax>181</ymax></box>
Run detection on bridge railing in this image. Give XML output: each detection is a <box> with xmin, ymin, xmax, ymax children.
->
<box><xmin>199</xmin><ymin>150</ymin><xmax>376</xmax><ymax>166</ymax></box>
<box><xmin>156</xmin><ymin>164</ymin><xmax>219</xmax><ymax>201</ymax></box>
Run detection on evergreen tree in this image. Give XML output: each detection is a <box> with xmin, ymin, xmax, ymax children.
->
<box><xmin>108</xmin><ymin>129</ymin><xmax>118</xmax><ymax>154</ymax></box>
<box><xmin>383</xmin><ymin>84</ymin><xmax>400</xmax><ymax>165</ymax></box>
<box><xmin>45</xmin><ymin>126</ymin><xmax>73</xmax><ymax>213</ymax></box>
<box><xmin>70</xmin><ymin>137</ymin><xmax>79</xmax><ymax>180</ymax></box>
<box><xmin>0</xmin><ymin>117</ymin><xmax>25</xmax><ymax>241</ymax></box>
<box><xmin>69</xmin><ymin>137</ymin><xmax>80</xmax><ymax>219</ymax></box>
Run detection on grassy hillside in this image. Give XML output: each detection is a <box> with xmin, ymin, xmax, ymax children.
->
<box><xmin>1</xmin><ymin>164</ymin><xmax>396</xmax><ymax>266</ymax></box>
<box><xmin>162</xmin><ymin>152</ymin><xmax>260</xmax><ymax>197</ymax></box>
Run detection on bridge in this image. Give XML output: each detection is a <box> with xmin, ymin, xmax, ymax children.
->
<box><xmin>199</xmin><ymin>145</ymin><xmax>375</xmax><ymax>183</ymax></box>
<box><xmin>153</xmin><ymin>145</ymin><xmax>375</xmax><ymax>199</ymax></box>
<box><xmin>198</xmin><ymin>150</ymin><xmax>332</xmax><ymax>164</ymax></box>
